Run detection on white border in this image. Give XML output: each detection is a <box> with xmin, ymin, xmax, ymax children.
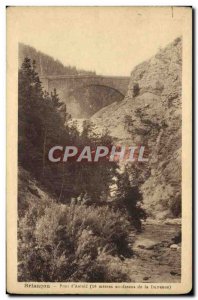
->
<box><xmin>1</xmin><ymin>1</ymin><xmax>196</xmax><ymax>299</ymax></box>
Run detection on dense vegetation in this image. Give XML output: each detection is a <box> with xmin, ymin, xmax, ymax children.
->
<box><xmin>19</xmin><ymin>58</ymin><xmax>116</xmax><ymax>202</ymax></box>
<box><xmin>18</xmin><ymin>58</ymin><xmax>146</xmax><ymax>282</ymax></box>
<box><xmin>19</xmin><ymin>43</ymin><xmax>96</xmax><ymax>76</ymax></box>
<box><xmin>18</xmin><ymin>202</ymin><xmax>132</xmax><ymax>282</ymax></box>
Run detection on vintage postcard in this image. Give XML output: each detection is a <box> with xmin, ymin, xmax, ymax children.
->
<box><xmin>7</xmin><ymin>6</ymin><xmax>192</xmax><ymax>294</ymax></box>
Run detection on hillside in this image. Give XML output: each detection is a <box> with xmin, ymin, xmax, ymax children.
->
<box><xmin>18</xmin><ymin>166</ymin><xmax>181</xmax><ymax>283</ymax></box>
<box><xmin>92</xmin><ymin>37</ymin><xmax>182</xmax><ymax>218</ymax></box>
<box><xmin>19</xmin><ymin>43</ymin><xmax>96</xmax><ymax>76</ymax></box>
<box><xmin>17</xmin><ymin>38</ymin><xmax>182</xmax><ymax>283</ymax></box>
<box><xmin>18</xmin><ymin>166</ymin><xmax>55</xmax><ymax>218</ymax></box>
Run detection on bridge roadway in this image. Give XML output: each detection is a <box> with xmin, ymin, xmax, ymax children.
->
<box><xmin>40</xmin><ymin>74</ymin><xmax>130</xmax><ymax>97</ymax></box>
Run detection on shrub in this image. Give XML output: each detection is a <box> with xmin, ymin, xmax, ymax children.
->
<box><xmin>132</xmin><ymin>83</ymin><xmax>140</xmax><ymax>97</ymax></box>
<box><xmin>85</xmin><ymin>253</ymin><xmax>131</xmax><ymax>282</ymax></box>
<box><xmin>115</xmin><ymin>170</ymin><xmax>147</xmax><ymax>232</ymax></box>
<box><xmin>18</xmin><ymin>202</ymin><xmax>133</xmax><ymax>282</ymax></box>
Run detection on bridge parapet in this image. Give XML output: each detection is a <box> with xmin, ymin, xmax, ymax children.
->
<box><xmin>40</xmin><ymin>74</ymin><xmax>130</xmax><ymax>96</ymax></box>
<box><xmin>40</xmin><ymin>74</ymin><xmax>130</xmax><ymax>118</ymax></box>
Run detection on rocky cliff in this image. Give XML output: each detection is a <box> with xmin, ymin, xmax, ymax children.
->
<box><xmin>92</xmin><ymin>37</ymin><xmax>182</xmax><ymax>219</ymax></box>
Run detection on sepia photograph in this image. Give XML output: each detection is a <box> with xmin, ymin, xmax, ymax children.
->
<box><xmin>6</xmin><ymin>6</ymin><xmax>192</xmax><ymax>294</ymax></box>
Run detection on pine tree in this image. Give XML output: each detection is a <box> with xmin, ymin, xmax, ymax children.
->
<box><xmin>18</xmin><ymin>58</ymin><xmax>69</xmax><ymax>192</ymax></box>
<box><xmin>18</xmin><ymin>57</ymin><xmax>119</xmax><ymax>206</ymax></box>
<box><xmin>116</xmin><ymin>169</ymin><xmax>147</xmax><ymax>231</ymax></box>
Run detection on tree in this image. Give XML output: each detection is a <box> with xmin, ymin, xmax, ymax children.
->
<box><xmin>62</xmin><ymin>121</ymin><xmax>119</xmax><ymax>205</ymax></box>
<box><xmin>18</xmin><ymin>58</ymin><xmax>118</xmax><ymax>206</ymax></box>
<box><xmin>18</xmin><ymin>58</ymin><xmax>69</xmax><ymax>194</ymax></box>
<box><xmin>132</xmin><ymin>83</ymin><xmax>140</xmax><ymax>97</ymax></box>
<box><xmin>115</xmin><ymin>168</ymin><xmax>147</xmax><ymax>231</ymax></box>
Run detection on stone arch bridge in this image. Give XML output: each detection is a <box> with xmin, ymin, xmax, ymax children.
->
<box><xmin>40</xmin><ymin>74</ymin><xmax>130</xmax><ymax>117</ymax></box>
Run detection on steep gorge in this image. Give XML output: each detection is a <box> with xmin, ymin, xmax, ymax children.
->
<box><xmin>92</xmin><ymin>37</ymin><xmax>182</xmax><ymax>219</ymax></box>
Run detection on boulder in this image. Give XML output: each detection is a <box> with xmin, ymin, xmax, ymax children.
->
<box><xmin>170</xmin><ymin>244</ymin><xmax>180</xmax><ymax>250</ymax></box>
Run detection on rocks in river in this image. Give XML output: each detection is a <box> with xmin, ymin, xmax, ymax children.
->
<box><xmin>170</xmin><ymin>271</ymin><xmax>181</xmax><ymax>276</ymax></box>
<box><xmin>138</xmin><ymin>245</ymin><xmax>146</xmax><ymax>249</ymax></box>
<box><xmin>136</xmin><ymin>239</ymin><xmax>158</xmax><ymax>250</ymax></box>
<box><xmin>137</xmin><ymin>239</ymin><xmax>181</xmax><ymax>251</ymax></box>
<box><xmin>170</xmin><ymin>244</ymin><xmax>180</xmax><ymax>250</ymax></box>
<box><xmin>163</xmin><ymin>218</ymin><xmax>181</xmax><ymax>225</ymax></box>
<box><xmin>161</xmin><ymin>240</ymin><xmax>171</xmax><ymax>247</ymax></box>
<box><xmin>126</xmin><ymin>224</ymin><xmax>181</xmax><ymax>283</ymax></box>
<box><xmin>171</xmin><ymin>231</ymin><xmax>181</xmax><ymax>244</ymax></box>
<box><xmin>143</xmin><ymin>276</ymin><xmax>151</xmax><ymax>281</ymax></box>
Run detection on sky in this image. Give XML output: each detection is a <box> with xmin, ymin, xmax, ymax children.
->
<box><xmin>14</xmin><ymin>7</ymin><xmax>184</xmax><ymax>76</ymax></box>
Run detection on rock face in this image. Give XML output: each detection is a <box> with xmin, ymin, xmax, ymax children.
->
<box><xmin>92</xmin><ymin>37</ymin><xmax>182</xmax><ymax>219</ymax></box>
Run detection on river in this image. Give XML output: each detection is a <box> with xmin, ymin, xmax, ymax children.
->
<box><xmin>124</xmin><ymin>222</ymin><xmax>181</xmax><ymax>283</ymax></box>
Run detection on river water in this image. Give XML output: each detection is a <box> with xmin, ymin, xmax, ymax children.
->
<box><xmin>124</xmin><ymin>223</ymin><xmax>181</xmax><ymax>283</ymax></box>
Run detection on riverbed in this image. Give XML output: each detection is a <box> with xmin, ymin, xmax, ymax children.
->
<box><xmin>124</xmin><ymin>223</ymin><xmax>181</xmax><ymax>283</ymax></box>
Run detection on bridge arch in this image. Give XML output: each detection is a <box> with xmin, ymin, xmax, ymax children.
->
<box><xmin>67</xmin><ymin>83</ymin><xmax>125</xmax><ymax>99</ymax></box>
<box><xmin>40</xmin><ymin>75</ymin><xmax>130</xmax><ymax>118</ymax></box>
<box><xmin>66</xmin><ymin>83</ymin><xmax>125</xmax><ymax>118</ymax></box>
